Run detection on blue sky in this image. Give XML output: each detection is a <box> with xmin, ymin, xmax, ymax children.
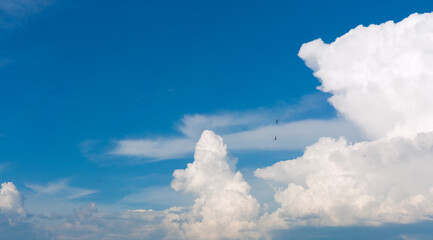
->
<box><xmin>2</xmin><ymin>0</ymin><xmax>433</xmax><ymax>239</ymax></box>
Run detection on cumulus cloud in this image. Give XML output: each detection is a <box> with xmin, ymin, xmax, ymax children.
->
<box><xmin>0</xmin><ymin>182</ymin><xmax>26</xmax><ymax>224</ymax></box>
<box><xmin>299</xmin><ymin>12</ymin><xmax>433</xmax><ymax>139</ymax></box>
<box><xmin>170</xmin><ymin>130</ymin><xmax>262</xmax><ymax>239</ymax></box>
<box><xmin>256</xmin><ymin>133</ymin><xmax>433</xmax><ymax>227</ymax></box>
<box><xmin>252</xmin><ymin>11</ymin><xmax>433</xmax><ymax>230</ymax></box>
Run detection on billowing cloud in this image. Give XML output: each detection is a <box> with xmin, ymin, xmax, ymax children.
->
<box><xmin>256</xmin><ymin>133</ymin><xmax>433</xmax><ymax>227</ymax></box>
<box><xmin>299</xmin><ymin>12</ymin><xmax>433</xmax><ymax>139</ymax></box>
<box><xmin>0</xmin><ymin>182</ymin><xmax>26</xmax><ymax>224</ymax></box>
<box><xmin>253</xmin><ymin>11</ymin><xmax>433</xmax><ymax>230</ymax></box>
<box><xmin>170</xmin><ymin>130</ymin><xmax>262</xmax><ymax>239</ymax></box>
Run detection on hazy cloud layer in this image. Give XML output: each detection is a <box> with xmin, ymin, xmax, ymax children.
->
<box><xmin>112</xmin><ymin>118</ymin><xmax>361</xmax><ymax>160</ymax></box>
<box><xmin>0</xmin><ymin>0</ymin><xmax>51</xmax><ymax>16</ymax></box>
<box><xmin>0</xmin><ymin>0</ymin><xmax>52</xmax><ymax>27</ymax></box>
<box><xmin>24</xmin><ymin>179</ymin><xmax>97</xmax><ymax>217</ymax></box>
<box><xmin>224</xmin><ymin>119</ymin><xmax>360</xmax><ymax>151</ymax></box>
<box><xmin>111</xmin><ymin>94</ymin><xmax>362</xmax><ymax>161</ymax></box>
<box><xmin>112</xmin><ymin>137</ymin><xmax>195</xmax><ymax>161</ymax></box>
<box><xmin>26</xmin><ymin>179</ymin><xmax>96</xmax><ymax>200</ymax></box>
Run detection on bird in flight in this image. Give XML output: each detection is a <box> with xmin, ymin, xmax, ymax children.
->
<box><xmin>274</xmin><ymin>136</ymin><xmax>277</xmax><ymax>141</ymax></box>
<box><xmin>275</xmin><ymin>119</ymin><xmax>279</xmax><ymax>125</ymax></box>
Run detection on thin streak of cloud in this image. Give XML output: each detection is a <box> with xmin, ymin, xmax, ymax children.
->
<box><xmin>26</xmin><ymin>179</ymin><xmax>96</xmax><ymax>200</ymax></box>
<box><xmin>0</xmin><ymin>0</ymin><xmax>53</xmax><ymax>27</ymax></box>
<box><xmin>110</xmin><ymin>118</ymin><xmax>361</xmax><ymax>161</ymax></box>
<box><xmin>109</xmin><ymin>93</ymin><xmax>361</xmax><ymax>162</ymax></box>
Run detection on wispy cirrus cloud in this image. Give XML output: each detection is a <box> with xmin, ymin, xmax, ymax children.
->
<box><xmin>24</xmin><ymin>179</ymin><xmax>96</xmax><ymax>217</ymax></box>
<box><xmin>26</xmin><ymin>179</ymin><xmax>96</xmax><ymax>200</ymax></box>
<box><xmin>0</xmin><ymin>0</ymin><xmax>52</xmax><ymax>27</ymax></box>
<box><xmin>121</xmin><ymin>186</ymin><xmax>193</xmax><ymax>210</ymax></box>
<box><xmin>110</xmin><ymin>118</ymin><xmax>361</xmax><ymax>161</ymax></box>
<box><xmin>109</xmin><ymin>93</ymin><xmax>363</xmax><ymax>162</ymax></box>
<box><xmin>113</xmin><ymin>138</ymin><xmax>195</xmax><ymax>161</ymax></box>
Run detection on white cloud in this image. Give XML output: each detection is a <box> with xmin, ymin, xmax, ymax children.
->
<box><xmin>224</xmin><ymin>118</ymin><xmax>361</xmax><ymax>151</ymax></box>
<box><xmin>112</xmin><ymin>138</ymin><xmax>195</xmax><ymax>160</ymax></box>
<box><xmin>110</xmin><ymin>94</ymin><xmax>362</xmax><ymax>161</ymax></box>
<box><xmin>25</xmin><ymin>179</ymin><xmax>96</xmax><ymax>216</ymax></box>
<box><xmin>41</xmin><ymin>204</ymin><xmax>187</xmax><ymax>240</ymax></box>
<box><xmin>170</xmin><ymin>130</ymin><xmax>262</xmax><ymax>239</ymax></box>
<box><xmin>256</xmin><ymin>132</ymin><xmax>433</xmax><ymax>227</ymax></box>
<box><xmin>110</xmin><ymin>110</ymin><xmax>270</xmax><ymax>160</ymax></box>
<box><xmin>178</xmin><ymin>112</ymin><xmax>267</xmax><ymax>139</ymax></box>
<box><xmin>299</xmin><ymin>12</ymin><xmax>433</xmax><ymax>139</ymax></box>
<box><xmin>252</xmin><ymin>11</ymin><xmax>433</xmax><ymax>231</ymax></box>
<box><xmin>26</xmin><ymin>179</ymin><xmax>96</xmax><ymax>200</ymax></box>
<box><xmin>121</xmin><ymin>186</ymin><xmax>193</xmax><ymax>209</ymax></box>
<box><xmin>111</xmin><ymin>118</ymin><xmax>361</xmax><ymax>161</ymax></box>
<box><xmin>0</xmin><ymin>182</ymin><xmax>26</xmax><ymax>224</ymax></box>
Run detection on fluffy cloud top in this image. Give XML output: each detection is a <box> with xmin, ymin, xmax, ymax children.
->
<box><xmin>256</xmin><ymin>132</ymin><xmax>433</xmax><ymax>227</ymax></box>
<box><xmin>171</xmin><ymin>130</ymin><xmax>261</xmax><ymax>239</ymax></box>
<box><xmin>0</xmin><ymin>182</ymin><xmax>26</xmax><ymax>224</ymax></box>
<box><xmin>252</xmin><ymin>11</ymin><xmax>433</xmax><ymax>230</ymax></box>
<box><xmin>299</xmin><ymin>12</ymin><xmax>433</xmax><ymax>139</ymax></box>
